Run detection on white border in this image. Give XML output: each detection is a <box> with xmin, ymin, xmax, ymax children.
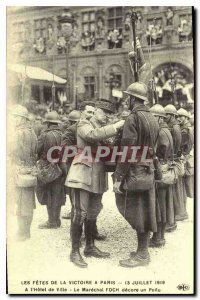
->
<box><xmin>1</xmin><ymin>1</ymin><xmax>198</xmax><ymax>299</ymax></box>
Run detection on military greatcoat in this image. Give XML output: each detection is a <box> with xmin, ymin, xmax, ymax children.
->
<box><xmin>114</xmin><ymin>104</ymin><xmax>159</xmax><ymax>233</ymax></box>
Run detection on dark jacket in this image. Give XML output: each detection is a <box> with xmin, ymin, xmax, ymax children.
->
<box><xmin>62</xmin><ymin>123</ymin><xmax>77</xmax><ymax>147</ymax></box>
<box><xmin>36</xmin><ymin>125</ymin><xmax>66</xmax><ymax>206</ymax></box>
<box><xmin>180</xmin><ymin>121</ymin><xmax>193</xmax><ymax>155</ymax></box>
<box><xmin>156</xmin><ymin>122</ymin><xmax>174</xmax><ymax>161</ymax></box>
<box><xmin>114</xmin><ymin>104</ymin><xmax>159</xmax><ymax>181</ymax></box>
<box><xmin>167</xmin><ymin>119</ymin><xmax>182</xmax><ymax>157</ymax></box>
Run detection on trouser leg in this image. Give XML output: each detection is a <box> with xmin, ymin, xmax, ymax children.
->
<box><xmin>25</xmin><ymin>214</ymin><xmax>33</xmax><ymax>238</ymax></box>
<box><xmin>84</xmin><ymin>193</ymin><xmax>110</xmax><ymax>258</ymax></box>
<box><xmin>47</xmin><ymin>205</ymin><xmax>54</xmax><ymax>224</ymax></box>
<box><xmin>55</xmin><ymin>206</ymin><xmax>61</xmax><ymax>227</ymax></box>
<box><xmin>166</xmin><ymin>185</ymin><xmax>177</xmax><ymax>232</ymax></box>
<box><xmin>84</xmin><ymin>219</ymin><xmax>110</xmax><ymax>258</ymax></box>
<box><xmin>17</xmin><ymin>216</ymin><xmax>31</xmax><ymax>241</ymax></box>
<box><xmin>17</xmin><ymin>216</ymin><xmax>26</xmax><ymax>236</ymax></box>
<box><xmin>136</xmin><ymin>232</ymin><xmax>150</xmax><ymax>259</ymax></box>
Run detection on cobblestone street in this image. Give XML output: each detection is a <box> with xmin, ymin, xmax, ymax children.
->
<box><xmin>7</xmin><ymin>175</ymin><xmax>194</xmax><ymax>294</ymax></box>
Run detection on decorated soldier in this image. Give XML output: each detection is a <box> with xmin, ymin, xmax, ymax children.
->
<box><xmin>177</xmin><ymin>108</ymin><xmax>194</xmax><ymax>198</ymax></box>
<box><xmin>164</xmin><ymin>105</ymin><xmax>186</xmax><ymax>226</ymax></box>
<box><xmin>113</xmin><ymin>82</ymin><xmax>159</xmax><ymax>268</ymax></box>
<box><xmin>149</xmin><ymin>104</ymin><xmax>174</xmax><ymax>247</ymax></box>
<box><xmin>66</xmin><ymin>99</ymin><xmax>124</xmax><ymax>268</ymax></box>
<box><xmin>36</xmin><ymin>111</ymin><xmax>66</xmax><ymax>229</ymax></box>
<box><xmin>11</xmin><ymin>105</ymin><xmax>37</xmax><ymax>241</ymax></box>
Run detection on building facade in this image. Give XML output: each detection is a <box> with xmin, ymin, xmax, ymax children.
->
<box><xmin>7</xmin><ymin>6</ymin><xmax>194</xmax><ymax>110</ymax></box>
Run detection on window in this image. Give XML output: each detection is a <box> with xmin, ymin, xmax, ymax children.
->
<box><xmin>84</xmin><ymin>76</ymin><xmax>95</xmax><ymax>99</ymax></box>
<box><xmin>115</xmin><ymin>74</ymin><xmax>122</xmax><ymax>88</ymax></box>
<box><xmin>31</xmin><ymin>85</ymin><xmax>40</xmax><ymax>102</ymax></box>
<box><xmin>82</xmin><ymin>11</ymin><xmax>95</xmax><ymax>32</ymax></box>
<box><xmin>107</xmin><ymin>7</ymin><xmax>123</xmax><ymax>30</ymax></box>
<box><xmin>12</xmin><ymin>22</ymin><xmax>25</xmax><ymax>43</ymax></box>
<box><xmin>43</xmin><ymin>86</ymin><xmax>52</xmax><ymax>103</ymax></box>
<box><xmin>34</xmin><ymin>18</ymin><xmax>47</xmax><ymax>39</ymax></box>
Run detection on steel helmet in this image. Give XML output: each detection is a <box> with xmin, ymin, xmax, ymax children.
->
<box><xmin>150</xmin><ymin>104</ymin><xmax>166</xmax><ymax>118</ymax></box>
<box><xmin>164</xmin><ymin>104</ymin><xmax>178</xmax><ymax>115</ymax></box>
<box><xmin>68</xmin><ymin>110</ymin><xmax>81</xmax><ymax>122</ymax></box>
<box><xmin>177</xmin><ymin>108</ymin><xmax>189</xmax><ymax>118</ymax></box>
<box><xmin>43</xmin><ymin>111</ymin><xmax>61</xmax><ymax>124</ymax></box>
<box><xmin>12</xmin><ymin>105</ymin><xmax>29</xmax><ymax>119</ymax></box>
<box><xmin>123</xmin><ymin>81</ymin><xmax>148</xmax><ymax>102</ymax></box>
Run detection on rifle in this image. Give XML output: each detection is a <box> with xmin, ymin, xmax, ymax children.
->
<box><xmin>130</xmin><ymin>9</ymin><xmax>139</xmax><ymax>82</ymax></box>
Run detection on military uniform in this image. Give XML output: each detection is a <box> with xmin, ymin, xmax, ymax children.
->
<box><xmin>36</xmin><ymin>112</ymin><xmax>66</xmax><ymax>229</ymax></box>
<box><xmin>180</xmin><ymin>118</ymin><xmax>194</xmax><ymax>199</ymax></box>
<box><xmin>168</xmin><ymin>119</ymin><xmax>187</xmax><ymax>221</ymax></box>
<box><xmin>11</xmin><ymin>106</ymin><xmax>37</xmax><ymax>241</ymax></box>
<box><xmin>66</xmin><ymin>98</ymin><xmax>123</xmax><ymax>268</ymax></box>
<box><xmin>149</xmin><ymin>104</ymin><xmax>174</xmax><ymax>247</ymax></box>
<box><xmin>113</xmin><ymin>82</ymin><xmax>159</xmax><ymax>268</ymax></box>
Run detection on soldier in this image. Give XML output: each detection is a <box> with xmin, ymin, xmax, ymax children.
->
<box><xmin>113</xmin><ymin>82</ymin><xmax>159</xmax><ymax>268</ymax></box>
<box><xmin>164</xmin><ymin>105</ymin><xmax>186</xmax><ymax>226</ymax></box>
<box><xmin>177</xmin><ymin>108</ymin><xmax>194</xmax><ymax>199</ymax></box>
<box><xmin>66</xmin><ymin>99</ymin><xmax>124</xmax><ymax>268</ymax></box>
<box><xmin>149</xmin><ymin>104</ymin><xmax>174</xmax><ymax>247</ymax></box>
<box><xmin>36</xmin><ymin>111</ymin><xmax>66</xmax><ymax>229</ymax></box>
<box><xmin>33</xmin><ymin>116</ymin><xmax>45</xmax><ymax>137</ymax></box>
<box><xmin>11</xmin><ymin>105</ymin><xmax>37</xmax><ymax>241</ymax></box>
<box><xmin>62</xmin><ymin>110</ymin><xmax>81</xmax><ymax>220</ymax></box>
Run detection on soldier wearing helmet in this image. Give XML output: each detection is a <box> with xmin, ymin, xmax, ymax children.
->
<box><xmin>164</xmin><ymin>105</ymin><xmax>188</xmax><ymax>225</ymax></box>
<box><xmin>11</xmin><ymin>105</ymin><xmax>37</xmax><ymax>241</ymax></box>
<box><xmin>164</xmin><ymin>104</ymin><xmax>181</xmax><ymax>158</ymax></box>
<box><xmin>113</xmin><ymin>81</ymin><xmax>159</xmax><ymax>268</ymax></box>
<box><xmin>177</xmin><ymin>108</ymin><xmax>194</xmax><ymax>199</ymax></box>
<box><xmin>36</xmin><ymin>111</ymin><xmax>66</xmax><ymax>229</ymax></box>
<box><xmin>149</xmin><ymin>104</ymin><xmax>174</xmax><ymax>247</ymax></box>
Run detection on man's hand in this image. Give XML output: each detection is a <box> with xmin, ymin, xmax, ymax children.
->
<box><xmin>113</xmin><ymin>181</ymin><xmax>123</xmax><ymax>194</ymax></box>
<box><xmin>113</xmin><ymin>120</ymin><xmax>125</xmax><ymax>130</ymax></box>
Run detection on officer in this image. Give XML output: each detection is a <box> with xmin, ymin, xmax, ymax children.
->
<box><xmin>113</xmin><ymin>82</ymin><xmax>159</xmax><ymax>268</ymax></box>
<box><xmin>177</xmin><ymin>108</ymin><xmax>194</xmax><ymax>199</ymax></box>
<box><xmin>149</xmin><ymin>104</ymin><xmax>174</xmax><ymax>247</ymax></box>
<box><xmin>66</xmin><ymin>99</ymin><xmax>124</xmax><ymax>268</ymax></box>
<box><xmin>11</xmin><ymin>105</ymin><xmax>37</xmax><ymax>241</ymax></box>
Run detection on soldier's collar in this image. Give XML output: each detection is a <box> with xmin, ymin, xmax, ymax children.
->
<box><xmin>131</xmin><ymin>104</ymin><xmax>149</xmax><ymax>113</ymax></box>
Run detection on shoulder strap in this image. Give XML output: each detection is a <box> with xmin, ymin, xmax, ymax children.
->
<box><xmin>161</xmin><ymin>128</ymin><xmax>174</xmax><ymax>161</ymax></box>
<box><xmin>50</xmin><ymin>130</ymin><xmax>61</xmax><ymax>145</ymax></box>
<box><xmin>137</xmin><ymin>110</ymin><xmax>159</xmax><ymax>157</ymax></box>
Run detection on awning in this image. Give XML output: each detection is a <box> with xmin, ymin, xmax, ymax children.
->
<box><xmin>8</xmin><ymin>63</ymin><xmax>67</xmax><ymax>84</ymax></box>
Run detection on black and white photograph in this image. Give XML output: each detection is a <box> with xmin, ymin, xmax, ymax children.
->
<box><xmin>6</xmin><ymin>4</ymin><xmax>194</xmax><ymax>295</ymax></box>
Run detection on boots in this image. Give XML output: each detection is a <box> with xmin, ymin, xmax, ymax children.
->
<box><xmin>149</xmin><ymin>223</ymin><xmax>166</xmax><ymax>248</ymax></box>
<box><xmin>84</xmin><ymin>220</ymin><xmax>110</xmax><ymax>258</ymax></box>
<box><xmin>39</xmin><ymin>206</ymin><xmax>58</xmax><ymax>229</ymax></box>
<box><xmin>70</xmin><ymin>223</ymin><xmax>87</xmax><ymax>268</ymax></box>
<box><xmin>62</xmin><ymin>212</ymin><xmax>71</xmax><ymax>220</ymax></box>
<box><xmin>93</xmin><ymin>219</ymin><xmax>107</xmax><ymax>241</ymax></box>
<box><xmin>120</xmin><ymin>232</ymin><xmax>150</xmax><ymax>268</ymax></box>
<box><xmin>55</xmin><ymin>206</ymin><xmax>61</xmax><ymax>227</ymax></box>
<box><xmin>165</xmin><ymin>222</ymin><xmax>177</xmax><ymax>233</ymax></box>
<box><xmin>16</xmin><ymin>216</ymin><xmax>30</xmax><ymax>241</ymax></box>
